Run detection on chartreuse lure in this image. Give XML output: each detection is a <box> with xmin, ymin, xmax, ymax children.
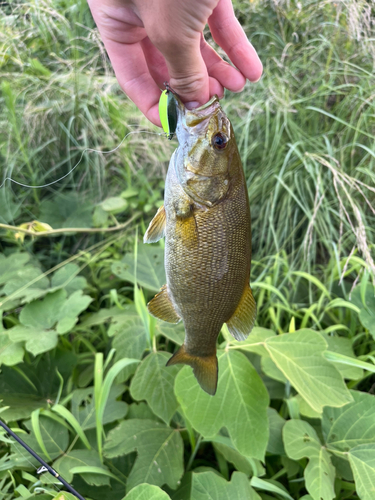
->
<box><xmin>159</xmin><ymin>84</ymin><xmax>178</xmax><ymax>140</ymax></box>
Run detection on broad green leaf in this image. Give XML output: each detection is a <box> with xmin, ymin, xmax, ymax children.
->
<box><xmin>0</xmin><ymin>332</ymin><xmax>24</xmax><ymax>366</ymax></box>
<box><xmin>124</xmin><ymin>483</ymin><xmax>171</xmax><ymax>500</ymax></box>
<box><xmin>293</xmin><ymin>395</ymin><xmax>322</xmax><ymax>419</ymax></box>
<box><xmin>56</xmin><ymin>290</ymin><xmax>93</xmax><ymax>333</ymax></box>
<box><xmin>250</xmin><ymin>477</ymin><xmax>293</xmax><ymax>500</ymax></box>
<box><xmin>127</xmin><ymin>402</ymin><xmax>160</xmax><ymax>421</ymax></box>
<box><xmin>175</xmin><ymin>349</ymin><xmax>269</xmax><ymax>460</ymax></box>
<box><xmin>71</xmin><ymin>385</ymin><xmax>128</xmax><ymax>430</ymax></box>
<box><xmin>9</xmin><ymin>325</ymin><xmax>59</xmax><ymax>356</ymax></box>
<box><xmin>54</xmin><ymin>449</ymin><xmax>110</xmax><ymax>486</ymax></box>
<box><xmin>210</xmin><ymin>436</ymin><xmax>253</xmax><ymax>475</ymax></box>
<box><xmin>359</xmin><ymin>308</ymin><xmax>375</xmax><ymax>338</ymax></box>
<box><xmin>228</xmin><ymin>327</ymin><xmax>276</xmax><ymax>356</ymax></box>
<box><xmin>191</xmin><ymin>471</ymin><xmax>261</xmax><ymax>500</ymax></box>
<box><xmin>104</xmin><ymin>419</ymin><xmax>184</xmax><ymax>491</ymax></box>
<box><xmin>51</xmin><ymin>264</ymin><xmax>87</xmax><ymax>295</ymax></box>
<box><xmin>267</xmin><ymin>408</ymin><xmax>285</xmax><ymax>455</ymax></box>
<box><xmin>130</xmin><ymin>352</ymin><xmax>181</xmax><ymax>424</ymax></box>
<box><xmin>112</xmin><ymin>246</ymin><xmax>166</xmax><ymax>292</ymax></box>
<box><xmin>156</xmin><ymin>321</ymin><xmax>185</xmax><ymax>346</ymax></box>
<box><xmin>261</xmin><ymin>356</ymin><xmax>287</xmax><ymax>383</ymax></box>
<box><xmin>11</xmin><ymin>416</ymin><xmax>69</xmax><ymax>467</ymax></box>
<box><xmin>80</xmin><ymin>306</ymin><xmax>132</xmax><ymax>328</ymax></box>
<box><xmin>283</xmin><ymin>420</ymin><xmax>335</xmax><ymax>500</ymax></box>
<box><xmin>100</xmin><ymin>196</ymin><xmax>128</xmax><ymax>213</ymax></box>
<box><xmin>322</xmin><ymin>390</ymin><xmax>375</xmax><ymax>452</ymax></box>
<box><xmin>348</xmin><ymin>444</ymin><xmax>375</xmax><ymax>500</ymax></box>
<box><xmin>109</xmin><ymin>314</ymin><xmax>148</xmax><ymax>361</ymax></box>
<box><xmin>20</xmin><ymin>290</ymin><xmax>66</xmax><ymax>329</ymax></box>
<box><xmin>265</xmin><ymin>330</ymin><xmax>353</xmax><ymax>412</ymax></box>
<box><xmin>39</xmin><ymin>192</ymin><xmax>94</xmax><ymax>228</ymax></box>
<box><xmin>0</xmin><ymin>253</ymin><xmax>31</xmax><ymax>287</ymax></box>
<box><xmin>321</xmin><ymin>334</ymin><xmax>363</xmax><ymax>380</ymax></box>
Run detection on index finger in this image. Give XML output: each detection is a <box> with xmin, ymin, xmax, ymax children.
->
<box><xmin>103</xmin><ymin>37</ymin><xmax>162</xmax><ymax>125</ymax></box>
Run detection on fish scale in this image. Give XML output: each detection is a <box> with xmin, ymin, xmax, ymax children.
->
<box><xmin>144</xmin><ymin>91</ymin><xmax>256</xmax><ymax>395</ymax></box>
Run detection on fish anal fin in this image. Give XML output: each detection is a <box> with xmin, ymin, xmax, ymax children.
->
<box><xmin>147</xmin><ymin>284</ymin><xmax>180</xmax><ymax>324</ymax></box>
<box><xmin>144</xmin><ymin>205</ymin><xmax>166</xmax><ymax>243</ymax></box>
<box><xmin>166</xmin><ymin>344</ymin><xmax>218</xmax><ymax>396</ymax></box>
<box><xmin>226</xmin><ymin>285</ymin><xmax>257</xmax><ymax>341</ymax></box>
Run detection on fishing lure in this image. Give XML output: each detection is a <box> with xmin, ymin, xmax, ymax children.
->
<box><xmin>159</xmin><ymin>83</ymin><xmax>178</xmax><ymax>140</ymax></box>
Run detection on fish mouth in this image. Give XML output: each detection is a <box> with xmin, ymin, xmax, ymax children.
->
<box><xmin>193</xmin><ymin>95</ymin><xmax>220</xmax><ymax>111</ymax></box>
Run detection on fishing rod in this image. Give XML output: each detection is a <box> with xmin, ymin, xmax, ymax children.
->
<box><xmin>0</xmin><ymin>418</ymin><xmax>86</xmax><ymax>500</ymax></box>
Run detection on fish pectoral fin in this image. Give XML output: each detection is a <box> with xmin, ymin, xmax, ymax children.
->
<box><xmin>147</xmin><ymin>284</ymin><xmax>181</xmax><ymax>323</ymax></box>
<box><xmin>176</xmin><ymin>215</ymin><xmax>198</xmax><ymax>250</ymax></box>
<box><xmin>166</xmin><ymin>344</ymin><xmax>218</xmax><ymax>396</ymax></box>
<box><xmin>144</xmin><ymin>205</ymin><xmax>166</xmax><ymax>243</ymax></box>
<box><xmin>226</xmin><ymin>285</ymin><xmax>257</xmax><ymax>341</ymax></box>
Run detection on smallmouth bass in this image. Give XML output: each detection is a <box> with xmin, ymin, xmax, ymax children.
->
<box><xmin>144</xmin><ymin>90</ymin><xmax>256</xmax><ymax>395</ymax></box>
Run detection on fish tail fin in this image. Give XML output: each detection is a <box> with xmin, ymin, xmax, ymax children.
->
<box><xmin>166</xmin><ymin>344</ymin><xmax>218</xmax><ymax>396</ymax></box>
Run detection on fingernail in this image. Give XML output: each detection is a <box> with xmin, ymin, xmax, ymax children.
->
<box><xmin>185</xmin><ymin>101</ymin><xmax>200</xmax><ymax>110</ymax></box>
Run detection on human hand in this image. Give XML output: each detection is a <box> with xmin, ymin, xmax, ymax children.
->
<box><xmin>88</xmin><ymin>0</ymin><xmax>262</xmax><ymax>126</ymax></box>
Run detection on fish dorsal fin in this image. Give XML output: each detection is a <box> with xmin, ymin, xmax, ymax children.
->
<box><xmin>226</xmin><ymin>285</ymin><xmax>256</xmax><ymax>341</ymax></box>
<box><xmin>147</xmin><ymin>284</ymin><xmax>181</xmax><ymax>324</ymax></box>
<box><xmin>144</xmin><ymin>205</ymin><xmax>166</xmax><ymax>243</ymax></box>
<box><xmin>166</xmin><ymin>344</ymin><xmax>218</xmax><ymax>396</ymax></box>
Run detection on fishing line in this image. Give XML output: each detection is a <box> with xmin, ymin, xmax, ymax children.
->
<box><xmin>0</xmin><ymin>129</ymin><xmax>165</xmax><ymax>190</ymax></box>
<box><xmin>0</xmin><ymin>419</ymin><xmax>86</xmax><ymax>500</ymax></box>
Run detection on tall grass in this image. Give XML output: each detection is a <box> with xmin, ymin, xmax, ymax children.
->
<box><xmin>0</xmin><ymin>0</ymin><xmax>374</xmax><ymax>277</ymax></box>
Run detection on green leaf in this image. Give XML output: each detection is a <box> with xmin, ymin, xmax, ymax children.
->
<box><xmin>0</xmin><ymin>332</ymin><xmax>24</xmax><ymax>366</ymax></box>
<box><xmin>228</xmin><ymin>327</ymin><xmax>276</xmax><ymax>356</ymax></box>
<box><xmin>104</xmin><ymin>419</ymin><xmax>184</xmax><ymax>491</ymax></box>
<box><xmin>265</xmin><ymin>330</ymin><xmax>353</xmax><ymax>412</ymax></box>
<box><xmin>348</xmin><ymin>444</ymin><xmax>375</xmax><ymax>500</ymax></box>
<box><xmin>130</xmin><ymin>352</ymin><xmax>181</xmax><ymax>424</ymax></box>
<box><xmin>11</xmin><ymin>416</ymin><xmax>69</xmax><ymax>467</ymax></box>
<box><xmin>54</xmin><ymin>449</ymin><xmax>110</xmax><ymax>486</ymax></box>
<box><xmin>109</xmin><ymin>314</ymin><xmax>149</xmax><ymax>362</ymax></box>
<box><xmin>55</xmin><ymin>290</ymin><xmax>93</xmax><ymax>334</ymax></box>
<box><xmin>283</xmin><ymin>420</ymin><xmax>335</xmax><ymax>500</ymax></box>
<box><xmin>51</xmin><ymin>264</ymin><xmax>87</xmax><ymax>295</ymax></box>
<box><xmin>210</xmin><ymin>436</ymin><xmax>254</xmax><ymax>476</ymax></box>
<box><xmin>52</xmin><ymin>404</ymin><xmax>91</xmax><ymax>449</ymax></box>
<box><xmin>250</xmin><ymin>477</ymin><xmax>293</xmax><ymax>500</ymax></box>
<box><xmin>175</xmin><ymin>349</ymin><xmax>269</xmax><ymax>460</ymax></box>
<box><xmin>191</xmin><ymin>471</ymin><xmax>261</xmax><ymax>500</ymax></box>
<box><xmin>20</xmin><ymin>290</ymin><xmax>66</xmax><ymax>329</ymax></box>
<box><xmin>322</xmin><ymin>390</ymin><xmax>375</xmax><ymax>452</ymax></box>
<box><xmin>267</xmin><ymin>408</ymin><xmax>285</xmax><ymax>455</ymax></box>
<box><xmin>112</xmin><ymin>246</ymin><xmax>166</xmax><ymax>292</ymax></box>
<box><xmin>321</xmin><ymin>334</ymin><xmax>363</xmax><ymax>380</ymax></box>
<box><xmin>156</xmin><ymin>321</ymin><xmax>185</xmax><ymax>346</ymax></box>
<box><xmin>71</xmin><ymin>385</ymin><xmax>129</xmax><ymax>430</ymax></box>
<box><xmin>9</xmin><ymin>325</ymin><xmax>59</xmax><ymax>356</ymax></box>
<box><xmin>124</xmin><ymin>483</ymin><xmax>171</xmax><ymax>500</ymax></box>
<box><xmin>100</xmin><ymin>197</ymin><xmax>128</xmax><ymax>214</ymax></box>
<box><xmin>39</xmin><ymin>192</ymin><xmax>94</xmax><ymax>228</ymax></box>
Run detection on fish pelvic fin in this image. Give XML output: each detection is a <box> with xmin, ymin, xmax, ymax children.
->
<box><xmin>144</xmin><ymin>205</ymin><xmax>166</xmax><ymax>243</ymax></box>
<box><xmin>147</xmin><ymin>284</ymin><xmax>181</xmax><ymax>324</ymax></box>
<box><xmin>226</xmin><ymin>285</ymin><xmax>257</xmax><ymax>341</ymax></box>
<box><xmin>166</xmin><ymin>344</ymin><xmax>218</xmax><ymax>396</ymax></box>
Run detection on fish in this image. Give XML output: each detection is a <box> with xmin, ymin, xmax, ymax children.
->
<box><xmin>144</xmin><ymin>89</ymin><xmax>256</xmax><ymax>395</ymax></box>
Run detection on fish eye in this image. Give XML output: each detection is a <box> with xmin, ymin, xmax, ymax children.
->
<box><xmin>212</xmin><ymin>132</ymin><xmax>228</xmax><ymax>150</ymax></box>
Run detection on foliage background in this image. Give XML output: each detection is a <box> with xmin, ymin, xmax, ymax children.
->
<box><xmin>0</xmin><ymin>0</ymin><xmax>375</xmax><ymax>499</ymax></box>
